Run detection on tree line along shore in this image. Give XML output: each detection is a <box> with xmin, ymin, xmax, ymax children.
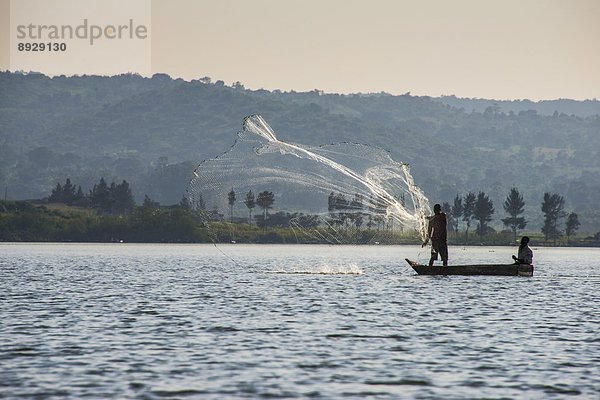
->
<box><xmin>1</xmin><ymin>178</ymin><xmax>599</xmax><ymax>246</ymax></box>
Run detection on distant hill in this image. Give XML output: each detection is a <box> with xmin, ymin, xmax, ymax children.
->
<box><xmin>1</xmin><ymin>71</ymin><xmax>599</xmax><ymax>233</ymax></box>
<box><xmin>435</xmin><ymin>95</ymin><xmax>600</xmax><ymax>118</ymax></box>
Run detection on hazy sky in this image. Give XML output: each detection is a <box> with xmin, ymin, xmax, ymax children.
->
<box><xmin>2</xmin><ymin>0</ymin><xmax>599</xmax><ymax>100</ymax></box>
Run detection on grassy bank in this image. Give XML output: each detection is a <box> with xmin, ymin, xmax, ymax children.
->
<box><xmin>1</xmin><ymin>201</ymin><xmax>598</xmax><ymax>246</ymax></box>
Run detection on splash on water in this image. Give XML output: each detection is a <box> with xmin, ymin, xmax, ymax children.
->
<box><xmin>187</xmin><ymin>115</ymin><xmax>430</xmax><ymax>246</ymax></box>
<box><xmin>267</xmin><ymin>263</ymin><xmax>364</xmax><ymax>275</ymax></box>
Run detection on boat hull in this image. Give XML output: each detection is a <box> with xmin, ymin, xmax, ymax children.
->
<box><xmin>405</xmin><ymin>259</ymin><xmax>534</xmax><ymax>276</ymax></box>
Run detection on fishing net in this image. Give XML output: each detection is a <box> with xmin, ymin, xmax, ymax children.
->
<box><xmin>187</xmin><ymin>115</ymin><xmax>430</xmax><ymax>245</ymax></box>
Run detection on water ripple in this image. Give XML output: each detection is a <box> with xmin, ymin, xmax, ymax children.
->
<box><xmin>1</xmin><ymin>244</ymin><xmax>599</xmax><ymax>399</ymax></box>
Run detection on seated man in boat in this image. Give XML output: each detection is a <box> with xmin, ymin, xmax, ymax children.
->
<box><xmin>512</xmin><ymin>236</ymin><xmax>533</xmax><ymax>264</ymax></box>
<box><xmin>422</xmin><ymin>203</ymin><xmax>448</xmax><ymax>267</ymax></box>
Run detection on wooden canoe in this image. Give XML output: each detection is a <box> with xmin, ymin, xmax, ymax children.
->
<box><xmin>405</xmin><ymin>259</ymin><xmax>534</xmax><ymax>276</ymax></box>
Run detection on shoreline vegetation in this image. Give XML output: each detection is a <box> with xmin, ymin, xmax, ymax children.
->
<box><xmin>1</xmin><ymin>200</ymin><xmax>598</xmax><ymax>247</ymax></box>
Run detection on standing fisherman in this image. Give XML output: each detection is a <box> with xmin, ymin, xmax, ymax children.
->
<box><xmin>422</xmin><ymin>203</ymin><xmax>448</xmax><ymax>267</ymax></box>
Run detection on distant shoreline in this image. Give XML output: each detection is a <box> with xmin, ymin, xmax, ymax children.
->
<box><xmin>1</xmin><ymin>200</ymin><xmax>598</xmax><ymax>247</ymax></box>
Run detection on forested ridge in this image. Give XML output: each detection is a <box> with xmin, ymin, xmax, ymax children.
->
<box><xmin>1</xmin><ymin>71</ymin><xmax>599</xmax><ymax>232</ymax></box>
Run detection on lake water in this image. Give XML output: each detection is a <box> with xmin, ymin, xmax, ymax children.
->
<box><xmin>1</xmin><ymin>243</ymin><xmax>598</xmax><ymax>399</ymax></box>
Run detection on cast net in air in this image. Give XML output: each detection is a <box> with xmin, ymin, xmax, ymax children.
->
<box><xmin>187</xmin><ymin>114</ymin><xmax>431</xmax><ymax>246</ymax></box>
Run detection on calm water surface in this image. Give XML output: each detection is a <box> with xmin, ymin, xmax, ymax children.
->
<box><xmin>1</xmin><ymin>243</ymin><xmax>599</xmax><ymax>399</ymax></box>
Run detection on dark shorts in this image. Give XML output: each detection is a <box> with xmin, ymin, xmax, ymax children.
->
<box><xmin>431</xmin><ymin>241</ymin><xmax>448</xmax><ymax>262</ymax></box>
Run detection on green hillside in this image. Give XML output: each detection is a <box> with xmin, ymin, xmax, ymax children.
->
<box><xmin>1</xmin><ymin>72</ymin><xmax>599</xmax><ymax>232</ymax></box>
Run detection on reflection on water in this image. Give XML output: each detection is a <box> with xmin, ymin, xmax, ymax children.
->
<box><xmin>1</xmin><ymin>243</ymin><xmax>598</xmax><ymax>399</ymax></box>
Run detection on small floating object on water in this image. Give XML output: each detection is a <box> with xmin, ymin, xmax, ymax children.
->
<box><xmin>231</xmin><ymin>240</ymin><xmax>236</xmax><ymax>244</ymax></box>
<box><xmin>374</xmin><ymin>241</ymin><xmax>380</xmax><ymax>245</ymax></box>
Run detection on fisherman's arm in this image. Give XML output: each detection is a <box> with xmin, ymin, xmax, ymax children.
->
<box><xmin>422</xmin><ymin>223</ymin><xmax>434</xmax><ymax>247</ymax></box>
